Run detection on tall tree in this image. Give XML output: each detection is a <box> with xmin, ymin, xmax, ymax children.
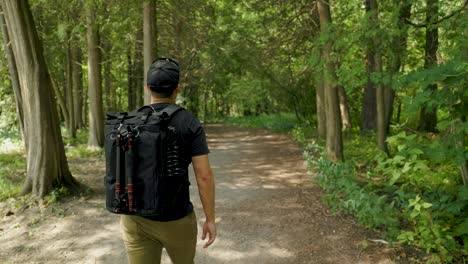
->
<box><xmin>1</xmin><ymin>0</ymin><xmax>78</xmax><ymax>197</ymax></box>
<box><xmin>338</xmin><ymin>85</ymin><xmax>351</xmax><ymax>131</ymax></box>
<box><xmin>65</xmin><ymin>33</ymin><xmax>76</xmax><ymax>137</ymax></box>
<box><xmin>127</xmin><ymin>46</ymin><xmax>135</xmax><ymax>111</ymax></box>
<box><xmin>368</xmin><ymin>0</ymin><xmax>388</xmax><ymax>153</ymax></box>
<box><xmin>316</xmin><ymin>78</ymin><xmax>326</xmax><ymax>138</ymax></box>
<box><xmin>385</xmin><ymin>0</ymin><xmax>412</xmax><ymax>132</ymax></box>
<box><xmin>317</xmin><ymin>0</ymin><xmax>344</xmax><ymax>161</ymax></box>
<box><xmin>361</xmin><ymin>49</ymin><xmax>377</xmax><ymax>132</ymax></box>
<box><xmin>72</xmin><ymin>40</ymin><xmax>84</xmax><ymax>129</ymax></box>
<box><xmin>134</xmin><ymin>28</ymin><xmax>144</xmax><ymax>108</ymax></box>
<box><xmin>86</xmin><ymin>0</ymin><xmax>104</xmax><ymax>148</ymax></box>
<box><xmin>361</xmin><ymin>0</ymin><xmax>377</xmax><ymax>133</ymax></box>
<box><xmin>143</xmin><ymin>0</ymin><xmax>157</xmax><ymax>105</ymax></box>
<box><xmin>418</xmin><ymin>0</ymin><xmax>439</xmax><ymax>132</ymax></box>
<box><xmin>0</xmin><ymin>6</ymin><xmax>26</xmax><ymax>146</ymax></box>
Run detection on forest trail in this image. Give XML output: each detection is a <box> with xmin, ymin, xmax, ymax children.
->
<box><xmin>0</xmin><ymin>125</ymin><xmax>397</xmax><ymax>264</ymax></box>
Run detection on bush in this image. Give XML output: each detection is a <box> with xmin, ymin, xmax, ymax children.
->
<box><xmin>294</xmin><ymin>126</ymin><xmax>468</xmax><ymax>262</ymax></box>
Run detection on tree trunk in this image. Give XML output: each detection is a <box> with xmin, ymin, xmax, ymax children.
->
<box><xmin>385</xmin><ymin>0</ymin><xmax>412</xmax><ymax>132</ymax></box>
<box><xmin>1</xmin><ymin>0</ymin><xmax>78</xmax><ymax>197</ymax></box>
<box><xmin>316</xmin><ymin>77</ymin><xmax>326</xmax><ymax>138</ymax></box>
<box><xmin>51</xmin><ymin>76</ymin><xmax>69</xmax><ymax>130</ymax></box>
<box><xmin>317</xmin><ymin>0</ymin><xmax>344</xmax><ymax>162</ymax></box>
<box><xmin>0</xmin><ymin>7</ymin><xmax>26</xmax><ymax>147</ymax></box>
<box><xmin>127</xmin><ymin>46</ymin><xmax>135</xmax><ymax>111</ymax></box>
<box><xmin>456</xmin><ymin>114</ymin><xmax>468</xmax><ymax>185</ymax></box>
<box><xmin>86</xmin><ymin>0</ymin><xmax>104</xmax><ymax>148</ymax></box>
<box><xmin>368</xmin><ymin>0</ymin><xmax>388</xmax><ymax>153</ymax></box>
<box><xmin>361</xmin><ymin>0</ymin><xmax>377</xmax><ymax>133</ymax></box>
<box><xmin>134</xmin><ymin>29</ymin><xmax>144</xmax><ymax>108</ymax></box>
<box><xmin>338</xmin><ymin>85</ymin><xmax>351</xmax><ymax>131</ymax></box>
<box><xmin>361</xmin><ymin>50</ymin><xmax>377</xmax><ymax>132</ymax></box>
<box><xmin>461</xmin><ymin>161</ymin><xmax>468</xmax><ymax>185</ymax></box>
<box><xmin>66</xmin><ymin>37</ymin><xmax>76</xmax><ymax>138</ymax></box>
<box><xmin>143</xmin><ymin>0</ymin><xmax>156</xmax><ymax>105</ymax></box>
<box><xmin>103</xmin><ymin>39</ymin><xmax>113</xmax><ymax>111</ymax></box>
<box><xmin>375</xmin><ymin>51</ymin><xmax>387</xmax><ymax>153</ymax></box>
<box><xmin>418</xmin><ymin>0</ymin><xmax>439</xmax><ymax>132</ymax></box>
<box><xmin>72</xmin><ymin>42</ymin><xmax>83</xmax><ymax>130</ymax></box>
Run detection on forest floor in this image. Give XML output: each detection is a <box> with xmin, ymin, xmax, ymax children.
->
<box><xmin>0</xmin><ymin>124</ymin><xmax>405</xmax><ymax>264</ymax></box>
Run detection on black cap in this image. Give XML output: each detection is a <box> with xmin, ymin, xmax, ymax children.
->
<box><xmin>146</xmin><ymin>58</ymin><xmax>180</xmax><ymax>93</ymax></box>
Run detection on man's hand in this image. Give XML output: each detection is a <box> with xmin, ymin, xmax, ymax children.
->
<box><xmin>202</xmin><ymin>220</ymin><xmax>216</xmax><ymax>248</ymax></box>
<box><xmin>192</xmin><ymin>154</ymin><xmax>216</xmax><ymax>248</ymax></box>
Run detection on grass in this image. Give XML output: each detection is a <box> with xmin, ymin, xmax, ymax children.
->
<box><xmin>0</xmin><ymin>151</ymin><xmax>26</xmax><ymax>200</ymax></box>
<box><xmin>0</xmin><ymin>127</ymin><xmax>104</xmax><ymax>201</ymax></box>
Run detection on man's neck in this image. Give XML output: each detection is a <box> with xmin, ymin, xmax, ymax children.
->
<box><xmin>151</xmin><ymin>98</ymin><xmax>176</xmax><ymax>104</ymax></box>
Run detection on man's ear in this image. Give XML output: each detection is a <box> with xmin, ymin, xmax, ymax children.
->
<box><xmin>146</xmin><ymin>85</ymin><xmax>152</xmax><ymax>92</ymax></box>
<box><xmin>172</xmin><ymin>86</ymin><xmax>180</xmax><ymax>97</ymax></box>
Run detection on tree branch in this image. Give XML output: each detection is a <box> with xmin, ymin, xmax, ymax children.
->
<box><xmin>405</xmin><ymin>0</ymin><xmax>467</xmax><ymax>28</ymax></box>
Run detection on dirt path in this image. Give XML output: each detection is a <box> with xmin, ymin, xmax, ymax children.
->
<box><xmin>0</xmin><ymin>125</ymin><xmax>397</xmax><ymax>264</ymax></box>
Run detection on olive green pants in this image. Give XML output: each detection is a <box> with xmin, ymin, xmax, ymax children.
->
<box><xmin>120</xmin><ymin>212</ymin><xmax>197</xmax><ymax>264</ymax></box>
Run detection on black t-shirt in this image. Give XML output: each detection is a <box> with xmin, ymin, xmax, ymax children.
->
<box><xmin>143</xmin><ymin>103</ymin><xmax>209</xmax><ymax>221</ymax></box>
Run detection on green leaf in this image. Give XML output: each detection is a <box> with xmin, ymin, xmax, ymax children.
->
<box><xmin>455</xmin><ymin>219</ymin><xmax>468</xmax><ymax>236</ymax></box>
<box><xmin>389</xmin><ymin>171</ymin><xmax>402</xmax><ymax>185</ymax></box>
<box><xmin>422</xmin><ymin>202</ymin><xmax>432</xmax><ymax>209</ymax></box>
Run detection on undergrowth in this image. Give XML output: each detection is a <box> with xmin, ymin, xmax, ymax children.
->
<box><xmin>293</xmin><ymin>126</ymin><xmax>468</xmax><ymax>263</ymax></box>
<box><xmin>0</xmin><ymin>128</ymin><xmax>102</xmax><ymax>202</ymax></box>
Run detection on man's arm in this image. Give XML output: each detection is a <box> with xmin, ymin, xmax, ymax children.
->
<box><xmin>192</xmin><ymin>154</ymin><xmax>216</xmax><ymax>248</ymax></box>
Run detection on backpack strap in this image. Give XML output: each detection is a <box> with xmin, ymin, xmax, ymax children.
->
<box><xmin>160</xmin><ymin>104</ymin><xmax>183</xmax><ymax>119</ymax></box>
<box><xmin>137</xmin><ymin>103</ymin><xmax>183</xmax><ymax>117</ymax></box>
<box><xmin>136</xmin><ymin>105</ymin><xmax>156</xmax><ymax>113</ymax></box>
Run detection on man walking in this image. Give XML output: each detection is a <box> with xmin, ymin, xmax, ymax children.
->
<box><xmin>120</xmin><ymin>58</ymin><xmax>216</xmax><ymax>264</ymax></box>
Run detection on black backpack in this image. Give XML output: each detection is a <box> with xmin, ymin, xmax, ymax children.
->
<box><xmin>104</xmin><ymin>104</ymin><xmax>186</xmax><ymax>217</ymax></box>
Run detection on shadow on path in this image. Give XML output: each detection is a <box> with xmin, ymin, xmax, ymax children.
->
<box><xmin>0</xmin><ymin>124</ymin><xmax>395</xmax><ymax>264</ymax></box>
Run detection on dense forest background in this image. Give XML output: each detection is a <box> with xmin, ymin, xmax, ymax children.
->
<box><xmin>0</xmin><ymin>0</ymin><xmax>467</xmax><ymax>262</ymax></box>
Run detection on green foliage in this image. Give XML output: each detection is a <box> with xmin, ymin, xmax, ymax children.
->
<box><xmin>0</xmin><ymin>151</ymin><xmax>25</xmax><ymax>200</ymax></box>
<box><xmin>375</xmin><ymin>132</ymin><xmax>432</xmax><ymax>186</ymax></box>
<box><xmin>304</xmin><ymin>140</ymin><xmax>401</xmax><ymax>239</ymax></box>
<box><xmin>43</xmin><ymin>186</ymin><xmax>70</xmax><ymax>204</ymax></box>
<box><xmin>223</xmin><ymin>113</ymin><xmax>297</xmax><ymax>134</ymax></box>
<box><xmin>377</xmin><ymin>129</ymin><xmax>461</xmax><ymax>187</ymax></box>
<box><xmin>301</xmin><ymin>129</ymin><xmax>468</xmax><ymax>261</ymax></box>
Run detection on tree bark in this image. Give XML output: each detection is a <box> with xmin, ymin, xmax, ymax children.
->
<box><xmin>72</xmin><ymin>42</ymin><xmax>83</xmax><ymax>129</ymax></box>
<box><xmin>66</xmin><ymin>36</ymin><xmax>76</xmax><ymax>137</ymax></box>
<box><xmin>338</xmin><ymin>85</ymin><xmax>351</xmax><ymax>131</ymax></box>
<box><xmin>51</xmin><ymin>76</ymin><xmax>69</xmax><ymax>130</ymax></box>
<box><xmin>361</xmin><ymin>0</ymin><xmax>377</xmax><ymax>133</ymax></box>
<box><xmin>86</xmin><ymin>0</ymin><xmax>104</xmax><ymax>148</ymax></box>
<box><xmin>317</xmin><ymin>0</ymin><xmax>344</xmax><ymax>162</ymax></box>
<box><xmin>0</xmin><ymin>7</ymin><xmax>26</xmax><ymax>147</ymax></box>
<box><xmin>361</xmin><ymin>50</ymin><xmax>377</xmax><ymax>132</ymax></box>
<box><xmin>1</xmin><ymin>0</ymin><xmax>78</xmax><ymax>197</ymax></box>
<box><xmin>134</xmin><ymin>29</ymin><xmax>144</xmax><ymax>108</ymax></box>
<box><xmin>418</xmin><ymin>0</ymin><xmax>439</xmax><ymax>132</ymax></box>
<box><xmin>103</xmin><ymin>39</ymin><xmax>113</xmax><ymax>111</ymax></box>
<box><xmin>127</xmin><ymin>46</ymin><xmax>135</xmax><ymax>111</ymax></box>
<box><xmin>368</xmin><ymin>0</ymin><xmax>388</xmax><ymax>153</ymax></box>
<box><xmin>316</xmin><ymin>76</ymin><xmax>326</xmax><ymax>138</ymax></box>
<box><xmin>385</xmin><ymin>1</ymin><xmax>412</xmax><ymax>132</ymax></box>
<box><xmin>143</xmin><ymin>0</ymin><xmax>157</xmax><ymax>105</ymax></box>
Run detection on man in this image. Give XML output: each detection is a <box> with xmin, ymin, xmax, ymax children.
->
<box><xmin>120</xmin><ymin>58</ymin><xmax>216</xmax><ymax>264</ymax></box>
